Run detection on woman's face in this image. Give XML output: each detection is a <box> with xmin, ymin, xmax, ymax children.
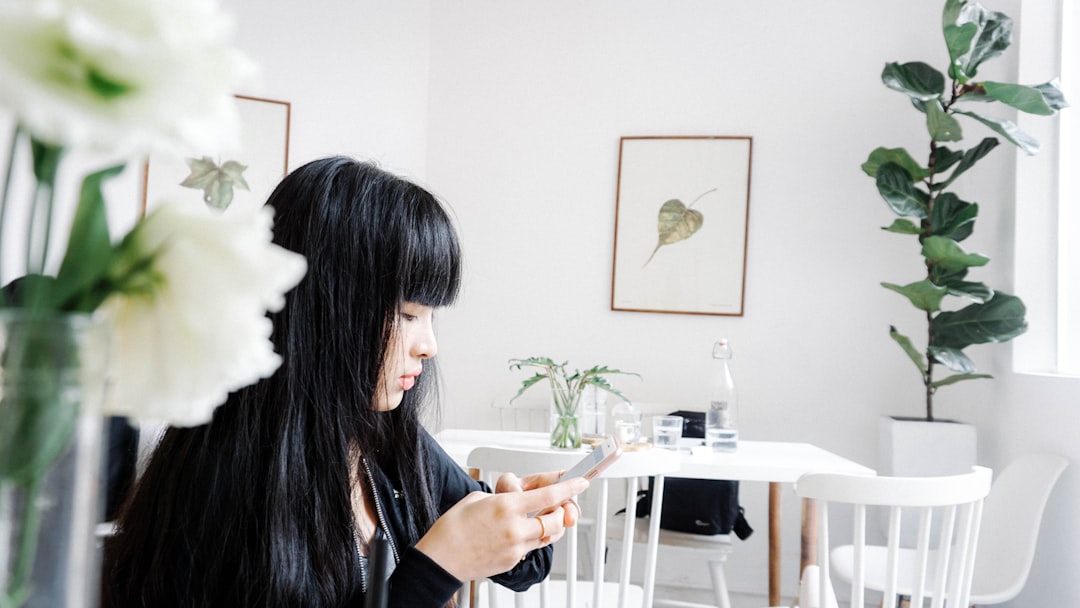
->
<box><xmin>374</xmin><ymin>301</ymin><xmax>438</xmax><ymax>411</ymax></box>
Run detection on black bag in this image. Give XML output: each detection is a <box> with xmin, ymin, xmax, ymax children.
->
<box><xmin>632</xmin><ymin>410</ymin><xmax>753</xmax><ymax>539</ymax></box>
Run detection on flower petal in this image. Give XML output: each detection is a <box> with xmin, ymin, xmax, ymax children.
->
<box><xmin>101</xmin><ymin>202</ymin><xmax>306</xmax><ymax>425</ymax></box>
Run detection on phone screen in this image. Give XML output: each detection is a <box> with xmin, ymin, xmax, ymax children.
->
<box><xmin>561</xmin><ymin>447</ymin><xmax>607</xmax><ymax>480</ymax></box>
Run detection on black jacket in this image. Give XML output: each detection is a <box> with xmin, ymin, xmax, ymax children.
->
<box><xmin>361</xmin><ymin>430</ymin><xmax>552</xmax><ymax>606</ymax></box>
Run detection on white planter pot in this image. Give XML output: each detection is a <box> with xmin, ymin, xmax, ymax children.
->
<box><xmin>878</xmin><ymin>415</ymin><xmax>977</xmax><ymax>477</ymax></box>
<box><xmin>876</xmin><ymin>415</ymin><xmax>977</xmax><ymax>547</ymax></box>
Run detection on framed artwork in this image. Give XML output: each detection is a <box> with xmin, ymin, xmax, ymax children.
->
<box><xmin>611</xmin><ymin>136</ymin><xmax>753</xmax><ymax>316</ymax></box>
<box><xmin>141</xmin><ymin>94</ymin><xmax>291</xmax><ymax>215</ymax></box>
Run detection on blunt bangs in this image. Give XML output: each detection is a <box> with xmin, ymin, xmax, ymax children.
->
<box><xmin>400</xmin><ymin>189</ymin><xmax>461</xmax><ymax>308</ymax></box>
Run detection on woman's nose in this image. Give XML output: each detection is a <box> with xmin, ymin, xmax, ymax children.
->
<box><xmin>411</xmin><ymin>321</ymin><xmax>438</xmax><ymax>359</ymax></box>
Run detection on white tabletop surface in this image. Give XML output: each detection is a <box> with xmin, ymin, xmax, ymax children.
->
<box><xmin>434</xmin><ymin>429</ymin><xmax>874</xmax><ymax>483</ymax></box>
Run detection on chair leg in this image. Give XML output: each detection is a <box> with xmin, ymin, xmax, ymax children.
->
<box><xmin>708</xmin><ymin>560</ymin><xmax>731</xmax><ymax>608</ymax></box>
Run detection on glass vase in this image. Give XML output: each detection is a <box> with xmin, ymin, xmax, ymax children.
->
<box><xmin>549</xmin><ymin>391</ymin><xmax>582</xmax><ymax>450</ymax></box>
<box><xmin>0</xmin><ymin>311</ymin><xmax>110</xmax><ymax>608</ymax></box>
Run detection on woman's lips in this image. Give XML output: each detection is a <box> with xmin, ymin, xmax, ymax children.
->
<box><xmin>398</xmin><ymin>370</ymin><xmax>420</xmax><ymax>390</ymax></box>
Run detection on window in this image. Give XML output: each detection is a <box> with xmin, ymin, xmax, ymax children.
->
<box><xmin>1014</xmin><ymin>0</ymin><xmax>1078</xmax><ymax>376</ymax></box>
<box><xmin>1058</xmin><ymin>0</ymin><xmax>1079</xmax><ymax>373</ymax></box>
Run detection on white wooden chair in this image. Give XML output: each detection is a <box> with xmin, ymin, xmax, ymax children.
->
<box><xmin>606</xmin><ymin>511</ymin><xmax>734</xmax><ymax>608</ymax></box>
<box><xmin>467</xmin><ymin>444</ymin><xmax>681</xmax><ymax>607</ymax></box>
<box><xmin>829</xmin><ymin>453</ymin><xmax>1067</xmax><ymax>606</ymax></box>
<box><xmin>790</xmin><ymin>466</ymin><xmax>992</xmax><ymax>608</ymax></box>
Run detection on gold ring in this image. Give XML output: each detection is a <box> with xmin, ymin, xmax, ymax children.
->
<box><xmin>533</xmin><ymin>515</ymin><xmax>546</xmax><ymax>540</ymax></box>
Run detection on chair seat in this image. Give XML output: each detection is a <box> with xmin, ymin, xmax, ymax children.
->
<box><xmin>609</xmin><ymin>512</ymin><xmax>735</xmax><ymax>552</ymax></box>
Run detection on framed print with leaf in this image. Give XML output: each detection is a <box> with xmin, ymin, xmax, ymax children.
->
<box><xmin>141</xmin><ymin>95</ymin><xmax>291</xmax><ymax>215</ymax></box>
<box><xmin>611</xmin><ymin>136</ymin><xmax>752</xmax><ymax>316</ymax></box>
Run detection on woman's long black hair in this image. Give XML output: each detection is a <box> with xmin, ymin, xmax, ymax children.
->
<box><xmin>102</xmin><ymin>157</ymin><xmax>462</xmax><ymax>607</ymax></box>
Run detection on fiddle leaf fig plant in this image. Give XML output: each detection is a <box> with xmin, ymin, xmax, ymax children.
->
<box><xmin>865</xmin><ymin>0</ymin><xmax>1067</xmax><ymax>421</ymax></box>
<box><xmin>509</xmin><ymin>357</ymin><xmax>639</xmax><ymax>449</ymax></box>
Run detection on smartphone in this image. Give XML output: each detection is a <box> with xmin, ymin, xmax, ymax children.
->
<box><xmin>559</xmin><ymin>435</ymin><xmax>622</xmax><ymax>481</ymax></box>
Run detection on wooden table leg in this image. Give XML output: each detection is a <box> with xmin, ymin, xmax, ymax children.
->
<box><xmin>800</xmin><ymin>497</ymin><xmax>817</xmax><ymax>573</ymax></box>
<box><xmin>468</xmin><ymin>467</ymin><xmax>481</xmax><ymax>608</ymax></box>
<box><xmin>769</xmin><ymin>482</ymin><xmax>781</xmax><ymax>607</ymax></box>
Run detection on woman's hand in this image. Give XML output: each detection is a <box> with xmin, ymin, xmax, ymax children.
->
<box><xmin>495</xmin><ymin>471</ymin><xmax>582</xmax><ymax>530</ymax></box>
<box><xmin>414</xmin><ymin>476</ymin><xmax>588</xmax><ymax>582</ymax></box>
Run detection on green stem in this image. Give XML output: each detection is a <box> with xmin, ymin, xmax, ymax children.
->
<box><xmin>6</xmin><ymin>475</ymin><xmax>45</xmax><ymax>606</ymax></box>
<box><xmin>26</xmin><ymin>173</ymin><xmax>56</xmax><ymax>279</ymax></box>
<box><xmin>0</xmin><ymin>126</ymin><xmax>21</xmax><ymax>304</ymax></box>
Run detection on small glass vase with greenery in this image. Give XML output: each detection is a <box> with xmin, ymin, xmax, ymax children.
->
<box><xmin>863</xmin><ymin>0</ymin><xmax>1067</xmax><ymax>421</ymax></box>
<box><xmin>509</xmin><ymin>357</ymin><xmax>639</xmax><ymax>449</ymax></box>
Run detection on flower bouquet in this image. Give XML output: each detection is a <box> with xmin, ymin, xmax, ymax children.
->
<box><xmin>0</xmin><ymin>1</ymin><xmax>307</xmax><ymax>606</ymax></box>
<box><xmin>509</xmin><ymin>357</ymin><xmax>639</xmax><ymax>449</ymax></box>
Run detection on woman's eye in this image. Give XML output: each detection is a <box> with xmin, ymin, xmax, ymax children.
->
<box><xmin>400</xmin><ymin>312</ymin><xmax>417</xmax><ymax>322</ymax></box>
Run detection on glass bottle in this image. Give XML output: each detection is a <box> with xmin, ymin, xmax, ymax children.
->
<box><xmin>706</xmin><ymin>339</ymin><xmax>738</xmax><ymax>451</ymax></box>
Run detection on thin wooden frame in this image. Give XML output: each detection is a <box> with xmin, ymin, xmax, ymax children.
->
<box><xmin>141</xmin><ymin>94</ymin><xmax>291</xmax><ymax>216</ymax></box>
<box><xmin>611</xmin><ymin>136</ymin><xmax>753</xmax><ymax>316</ymax></box>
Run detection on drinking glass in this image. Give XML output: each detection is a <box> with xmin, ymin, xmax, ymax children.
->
<box><xmin>612</xmin><ymin>403</ymin><xmax>642</xmax><ymax>444</ymax></box>
<box><xmin>651</xmin><ymin>415</ymin><xmax>683</xmax><ymax>449</ymax></box>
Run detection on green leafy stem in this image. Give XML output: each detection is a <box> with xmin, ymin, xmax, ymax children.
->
<box><xmin>508</xmin><ymin>357</ymin><xmax>640</xmax><ymax>448</ymax></box>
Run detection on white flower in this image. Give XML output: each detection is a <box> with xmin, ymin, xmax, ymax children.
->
<box><xmin>100</xmin><ymin>201</ymin><xmax>306</xmax><ymax>426</ymax></box>
<box><xmin>0</xmin><ymin>0</ymin><xmax>256</xmax><ymax>157</ymax></box>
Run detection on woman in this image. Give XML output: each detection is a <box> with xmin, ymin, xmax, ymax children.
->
<box><xmin>102</xmin><ymin>157</ymin><xmax>585</xmax><ymax>607</ymax></box>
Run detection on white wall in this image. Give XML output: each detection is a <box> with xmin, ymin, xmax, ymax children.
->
<box><xmin>8</xmin><ymin>0</ymin><xmax>1071</xmax><ymax>604</ymax></box>
<box><xmin>227</xmin><ymin>0</ymin><xmax>432</xmax><ymax>177</ymax></box>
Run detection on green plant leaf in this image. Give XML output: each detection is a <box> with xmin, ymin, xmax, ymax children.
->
<box><xmin>944</xmin><ymin>22</ymin><xmax>979</xmax><ymax>82</ymax></box>
<box><xmin>889</xmin><ymin>326</ymin><xmax>927</xmax><ymax>378</ymax></box>
<box><xmin>930</xmin><ymin>146</ymin><xmax>965</xmax><ymax>177</ymax></box>
<box><xmin>931</xmin><ymin>292</ymin><xmax>1027</xmax><ymax>349</ymax></box>
<box><xmin>862</xmin><ymin>147</ymin><xmax>928</xmax><ymax>180</ymax></box>
<box><xmin>930</xmin><ymin>372</ymin><xmax>993</xmax><ymax>389</ymax></box>
<box><xmin>876</xmin><ymin>163</ymin><xmax>929</xmax><ymax>218</ymax></box>
<box><xmin>508</xmin><ymin>358</ymin><xmax>639</xmax><ymax>407</ymax></box>
<box><xmin>956</xmin><ymin>5</ymin><xmax>1013</xmax><ymax>79</ymax></box>
<box><xmin>643</xmin><ymin>198</ymin><xmax>704</xmax><ymax>268</ymax></box>
<box><xmin>50</xmin><ymin>165</ymin><xmax>125</xmax><ymax>312</ymax></box>
<box><xmin>926</xmin><ymin>101</ymin><xmax>964</xmax><ymax>142</ymax></box>
<box><xmin>938</xmin><ymin>137</ymin><xmax>999</xmax><ymax>190</ymax></box>
<box><xmin>882</xmin><ymin>62</ymin><xmax>946</xmax><ymax>101</ymax></box>
<box><xmin>929</xmin><ymin>192</ymin><xmax>977</xmax><ymax>241</ymax></box>
<box><xmin>955</xmin><ymin>110</ymin><xmax>1038</xmax><ymax>154</ymax></box>
<box><xmin>943</xmin><ymin>280</ymin><xmax>993</xmax><ymax>303</ymax></box>
<box><xmin>980</xmin><ymin>81</ymin><xmax>1055</xmax><ymax>115</ymax></box>
<box><xmin>929</xmin><ymin>345</ymin><xmax>976</xmax><ymax>373</ymax></box>
<box><xmin>922</xmin><ymin>235</ymin><xmax>989</xmax><ymax>271</ymax></box>
<box><xmin>1033</xmin><ymin>79</ymin><xmax>1069</xmax><ymax>111</ymax></box>
<box><xmin>883</xmin><ymin>219</ymin><xmax>922</xmax><ymax>234</ymax></box>
<box><xmin>930</xmin><ymin>265</ymin><xmax>969</xmax><ymax>286</ymax></box>
<box><xmin>882</xmin><ymin>280</ymin><xmax>948</xmax><ymax>312</ymax></box>
<box><xmin>942</xmin><ymin>0</ymin><xmax>966</xmax><ymax>28</ymax></box>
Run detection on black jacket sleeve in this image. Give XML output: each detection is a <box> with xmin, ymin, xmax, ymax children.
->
<box><xmin>421</xmin><ymin>430</ymin><xmax>553</xmax><ymax>592</ymax></box>
<box><xmin>385</xmin><ymin>546</ymin><xmax>463</xmax><ymax>606</ymax></box>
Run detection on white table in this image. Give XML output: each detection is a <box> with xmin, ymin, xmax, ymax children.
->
<box><xmin>436</xmin><ymin>429</ymin><xmax>874</xmax><ymax>606</ymax></box>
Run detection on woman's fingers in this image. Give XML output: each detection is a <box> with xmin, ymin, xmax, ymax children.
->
<box><xmin>561</xmin><ymin>498</ymin><xmax>581</xmax><ymax>527</ymax></box>
<box><xmin>495</xmin><ymin>472</ymin><xmax>524</xmax><ymax>494</ymax></box>
<box><xmin>518</xmin><ymin>470</ymin><xmax>562</xmax><ymax>491</ymax></box>
<box><xmin>517</xmin><ymin>477</ymin><xmax>588</xmax><ymax>516</ymax></box>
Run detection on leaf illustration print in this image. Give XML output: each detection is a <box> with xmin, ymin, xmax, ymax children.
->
<box><xmin>180</xmin><ymin>156</ymin><xmax>251</xmax><ymax>210</ymax></box>
<box><xmin>642</xmin><ymin>188</ymin><xmax>718</xmax><ymax>268</ymax></box>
